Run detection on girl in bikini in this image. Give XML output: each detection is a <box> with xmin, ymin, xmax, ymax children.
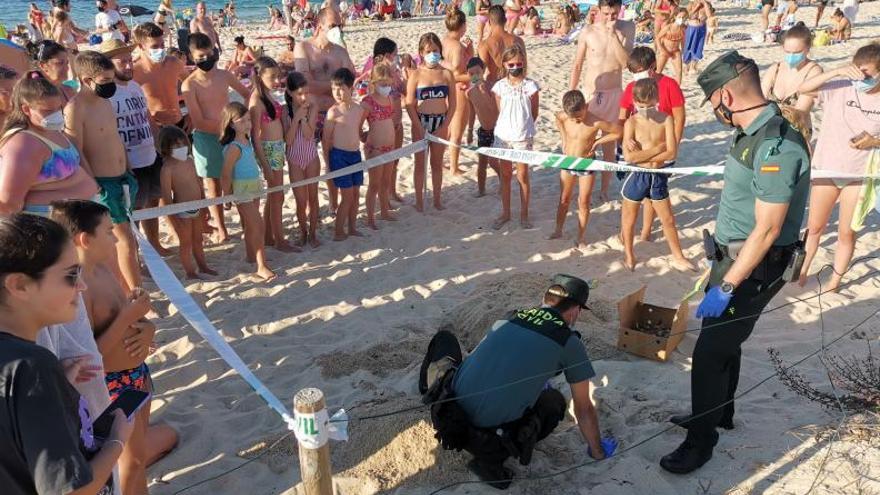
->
<box><xmin>405</xmin><ymin>32</ymin><xmax>456</xmax><ymax>212</ymax></box>
<box><xmin>0</xmin><ymin>71</ymin><xmax>97</xmax><ymax>215</ymax></box>
<box><xmin>656</xmin><ymin>7</ymin><xmax>686</xmax><ymax>85</ymax></box>
<box><xmin>249</xmin><ymin>57</ymin><xmax>297</xmax><ymax>253</ymax></box>
<box><xmin>361</xmin><ymin>64</ymin><xmax>397</xmax><ymax>230</ymax></box>
<box><xmin>284</xmin><ymin>71</ymin><xmax>321</xmax><ymax>248</ymax></box>
<box><xmin>760</xmin><ymin>24</ymin><xmax>823</xmax><ymax>145</ymax></box>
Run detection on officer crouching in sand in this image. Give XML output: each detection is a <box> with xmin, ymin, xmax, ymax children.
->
<box><xmin>420</xmin><ymin>274</ymin><xmax>617</xmax><ymax>490</ymax></box>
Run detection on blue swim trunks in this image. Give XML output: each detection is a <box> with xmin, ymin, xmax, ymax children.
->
<box><xmin>329</xmin><ymin>147</ymin><xmax>364</xmax><ymax>189</ymax></box>
<box><xmin>621</xmin><ymin>170</ymin><xmax>669</xmax><ymax>202</ymax></box>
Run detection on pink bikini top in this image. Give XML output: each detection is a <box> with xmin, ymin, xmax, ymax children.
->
<box><xmin>363</xmin><ymin>95</ymin><xmax>394</xmax><ymax>124</ymax></box>
<box><xmin>261</xmin><ymin>99</ymin><xmax>283</xmax><ymax>124</ymax></box>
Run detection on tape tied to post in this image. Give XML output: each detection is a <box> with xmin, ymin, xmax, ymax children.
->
<box><xmin>290</xmin><ymin>408</ymin><xmax>350</xmax><ymax>448</ymax></box>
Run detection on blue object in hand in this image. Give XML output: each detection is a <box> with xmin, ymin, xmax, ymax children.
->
<box><xmin>696</xmin><ymin>286</ymin><xmax>733</xmax><ymax>319</ymax></box>
<box><xmin>588</xmin><ymin>437</ymin><xmax>618</xmax><ymax>458</ymax></box>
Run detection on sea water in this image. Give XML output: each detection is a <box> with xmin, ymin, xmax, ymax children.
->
<box><xmin>0</xmin><ymin>0</ymin><xmax>273</xmax><ymax>33</ymax></box>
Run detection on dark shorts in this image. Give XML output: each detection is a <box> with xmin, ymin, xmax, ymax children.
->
<box><xmin>621</xmin><ymin>170</ymin><xmax>669</xmax><ymax>202</ymax></box>
<box><xmin>105</xmin><ymin>362</ymin><xmax>150</xmax><ymax>403</ymax></box>
<box><xmin>761</xmin><ymin>0</ymin><xmax>773</xmax><ymax>6</ymax></box>
<box><xmin>477</xmin><ymin>127</ymin><xmax>494</xmax><ymax>148</ymax></box>
<box><xmin>132</xmin><ymin>154</ymin><xmax>163</xmax><ymax>209</ymax></box>
<box><xmin>329</xmin><ymin>147</ymin><xmax>364</xmax><ymax>189</ymax></box>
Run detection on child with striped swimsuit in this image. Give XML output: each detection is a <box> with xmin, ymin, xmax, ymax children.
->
<box><xmin>284</xmin><ymin>71</ymin><xmax>322</xmax><ymax>248</ymax></box>
<box><xmin>361</xmin><ymin>63</ymin><xmax>398</xmax><ymax>230</ymax></box>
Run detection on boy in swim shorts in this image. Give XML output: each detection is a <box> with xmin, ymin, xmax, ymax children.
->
<box><xmin>157</xmin><ymin>125</ymin><xmax>217</xmax><ymax>279</ymax></box>
<box><xmin>322</xmin><ymin>68</ymin><xmax>366</xmax><ymax>241</ymax></box>
<box><xmin>619</xmin><ymin>79</ymin><xmax>694</xmax><ymax>272</ymax></box>
<box><xmin>66</xmin><ymin>50</ymin><xmax>142</xmax><ymax>292</ymax></box>
<box><xmin>182</xmin><ymin>32</ymin><xmax>251</xmax><ymax>244</ymax></box>
<box><xmin>551</xmin><ymin>90</ymin><xmax>621</xmax><ymax>248</ymax></box>
<box><xmin>51</xmin><ymin>199</ymin><xmax>178</xmax><ymax>495</ymax></box>
<box><xmin>465</xmin><ymin>57</ymin><xmax>500</xmax><ymax>197</ymax></box>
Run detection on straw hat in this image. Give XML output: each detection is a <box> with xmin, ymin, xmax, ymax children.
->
<box><xmin>97</xmin><ymin>39</ymin><xmax>135</xmax><ymax>58</ymax></box>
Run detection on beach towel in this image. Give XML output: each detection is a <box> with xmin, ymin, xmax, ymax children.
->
<box><xmin>852</xmin><ymin>149</ymin><xmax>880</xmax><ymax>232</ymax></box>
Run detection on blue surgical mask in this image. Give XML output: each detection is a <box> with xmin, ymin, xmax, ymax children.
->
<box><xmin>783</xmin><ymin>52</ymin><xmax>805</xmax><ymax>68</ymax></box>
<box><xmin>148</xmin><ymin>48</ymin><xmax>167</xmax><ymax>63</ymax></box>
<box><xmin>855</xmin><ymin>77</ymin><xmax>880</xmax><ymax>93</ymax></box>
<box><xmin>424</xmin><ymin>52</ymin><xmax>441</xmax><ymax>66</ymax></box>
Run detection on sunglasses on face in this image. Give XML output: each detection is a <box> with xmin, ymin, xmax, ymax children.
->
<box><xmin>505</xmin><ymin>63</ymin><xmax>524</xmax><ymax>69</ymax></box>
<box><xmin>327</xmin><ymin>23</ymin><xmax>342</xmax><ymax>29</ymax></box>
<box><xmin>63</xmin><ymin>265</ymin><xmax>83</xmax><ymax>287</ymax></box>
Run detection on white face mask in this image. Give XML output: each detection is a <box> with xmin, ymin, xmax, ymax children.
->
<box><xmin>376</xmin><ymin>85</ymin><xmax>392</xmax><ymax>97</ymax></box>
<box><xmin>675</xmin><ymin>18</ymin><xmax>685</xmax><ymax>25</ymax></box>
<box><xmin>37</xmin><ymin>110</ymin><xmax>65</xmax><ymax>131</ymax></box>
<box><xmin>326</xmin><ymin>26</ymin><xmax>345</xmax><ymax>48</ymax></box>
<box><xmin>148</xmin><ymin>48</ymin><xmax>166</xmax><ymax>63</ymax></box>
<box><xmin>271</xmin><ymin>89</ymin><xmax>286</xmax><ymax>104</ymax></box>
<box><xmin>171</xmin><ymin>147</ymin><xmax>189</xmax><ymax>161</ymax></box>
<box><xmin>632</xmin><ymin>70</ymin><xmax>651</xmax><ymax>81</ymax></box>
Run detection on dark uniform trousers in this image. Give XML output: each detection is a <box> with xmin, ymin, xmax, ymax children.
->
<box><xmin>462</xmin><ymin>388</ymin><xmax>567</xmax><ymax>466</ymax></box>
<box><xmin>686</xmin><ymin>249</ymin><xmax>788</xmax><ymax>448</ymax></box>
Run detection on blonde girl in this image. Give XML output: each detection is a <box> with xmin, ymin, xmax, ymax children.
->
<box><xmin>219</xmin><ymin>102</ymin><xmax>276</xmax><ymax>281</ymax></box>
<box><xmin>361</xmin><ymin>63</ymin><xmax>397</xmax><ymax>229</ymax></box>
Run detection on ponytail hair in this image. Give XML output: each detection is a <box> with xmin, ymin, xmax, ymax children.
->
<box><xmin>0</xmin><ymin>71</ymin><xmax>62</xmax><ymax>144</ymax></box>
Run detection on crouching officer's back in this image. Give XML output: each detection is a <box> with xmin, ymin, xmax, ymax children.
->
<box><xmin>420</xmin><ymin>274</ymin><xmax>616</xmax><ymax>490</ymax></box>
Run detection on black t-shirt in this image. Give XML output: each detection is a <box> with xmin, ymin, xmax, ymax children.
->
<box><xmin>0</xmin><ymin>332</ymin><xmax>110</xmax><ymax>495</ymax></box>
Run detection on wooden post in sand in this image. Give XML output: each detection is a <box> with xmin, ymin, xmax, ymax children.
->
<box><xmin>294</xmin><ymin>388</ymin><xmax>333</xmax><ymax>495</ymax></box>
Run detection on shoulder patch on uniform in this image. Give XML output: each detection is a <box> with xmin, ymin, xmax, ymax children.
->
<box><xmin>760</xmin><ymin>163</ymin><xmax>780</xmax><ymax>173</ymax></box>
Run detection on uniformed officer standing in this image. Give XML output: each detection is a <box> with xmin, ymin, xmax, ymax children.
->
<box><xmin>660</xmin><ymin>51</ymin><xmax>811</xmax><ymax>474</ymax></box>
<box><xmin>423</xmin><ymin>274</ymin><xmax>616</xmax><ymax>490</ymax></box>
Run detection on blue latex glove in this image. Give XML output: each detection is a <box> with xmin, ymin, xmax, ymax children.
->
<box><xmin>696</xmin><ymin>286</ymin><xmax>733</xmax><ymax>319</ymax></box>
<box><xmin>587</xmin><ymin>437</ymin><xmax>618</xmax><ymax>459</ymax></box>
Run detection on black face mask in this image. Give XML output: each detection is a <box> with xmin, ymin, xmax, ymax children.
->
<box><xmin>196</xmin><ymin>56</ymin><xmax>217</xmax><ymax>72</ymax></box>
<box><xmin>93</xmin><ymin>81</ymin><xmax>117</xmax><ymax>99</ymax></box>
<box><xmin>97</xmin><ymin>5</ymin><xmax>105</xmax><ymax>12</ymax></box>
<box><xmin>508</xmin><ymin>67</ymin><xmax>524</xmax><ymax>78</ymax></box>
<box><xmin>712</xmin><ymin>99</ymin><xmax>768</xmax><ymax>129</ymax></box>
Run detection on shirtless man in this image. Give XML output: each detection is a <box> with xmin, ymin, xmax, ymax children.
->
<box><xmin>133</xmin><ymin>22</ymin><xmax>188</xmax><ymax>254</ymax></box>
<box><xmin>66</xmin><ymin>50</ymin><xmax>141</xmax><ymax>294</ymax></box>
<box><xmin>182</xmin><ymin>32</ymin><xmax>250</xmax><ymax>244</ymax></box>
<box><xmin>569</xmin><ymin>0</ymin><xmax>634</xmax><ymax>202</ymax></box>
<box><xmin>190</xmin><ymin>1</ymin><xmax>221</xmax><ymax>55</ymax></box>
<box><xmin>465</xmin><ymin>57</ymin><xmax>499</xmax><ymax>196</ymax></box>
<box><xmin>479</xmin><ymin>5</ymin><xmax>526</xmax><ymax>85</ymax></box>
<box><xmin>293</xmin><ymin>8</ymin><xmax>355</xmax><ymax>210</ymax></box>
<box><xmin>442</xmin><ymin>8</ymin><xmax>474</xmax><ymax>176</ymax></box>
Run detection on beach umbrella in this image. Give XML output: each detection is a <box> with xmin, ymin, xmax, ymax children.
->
<box><xmin>118</xmin><ymin>5</ymin><xmax>154</xmax><ymax>17</ymax></box>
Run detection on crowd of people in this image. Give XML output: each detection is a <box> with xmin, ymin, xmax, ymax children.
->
<box><xmin>0</xmin><ymin>0</ymin><xmax>878</xmax><ymax>492</ymax></box>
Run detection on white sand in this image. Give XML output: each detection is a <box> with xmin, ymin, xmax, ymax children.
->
<box><xmin>145</xmin><ymin>4</ymin><xmax>880</xmax><ymax>494</ymax></box>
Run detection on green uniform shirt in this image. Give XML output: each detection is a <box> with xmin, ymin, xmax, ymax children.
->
<box><xmin>715</xmin><ymin>104</ymin><xmax>811</xmax><ymax>246</ymax></box>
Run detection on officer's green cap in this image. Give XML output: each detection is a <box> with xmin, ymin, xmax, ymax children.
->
<box><xmin>697</xmin><ymin>50</ymin><xmax>758</xmax><ymax>105</ymax></box>
<box><xmin>548</xmin><ymin>274</ymin><xmax>590</xmax><ymax>309</ymax></box>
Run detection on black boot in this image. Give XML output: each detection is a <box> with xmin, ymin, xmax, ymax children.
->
<box><xmin>467</xmin><ymin>458</ymin><xmax>513</xmax><ymax>490</ymax></box>
<box><xmin>659</xmin><ymin>439</ymin><xmax>715</xmax><ymax>474</ymax></box>
<box><xmin>670</xmin><ymin>414</ymin><xmax>734</xmax><ymax>430</ymax></box>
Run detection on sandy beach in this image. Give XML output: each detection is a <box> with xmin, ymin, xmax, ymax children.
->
<box><xmin>142</xmin><ymin>3</ymin><xmax>880</xmax><ymax>494</ymax></box>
